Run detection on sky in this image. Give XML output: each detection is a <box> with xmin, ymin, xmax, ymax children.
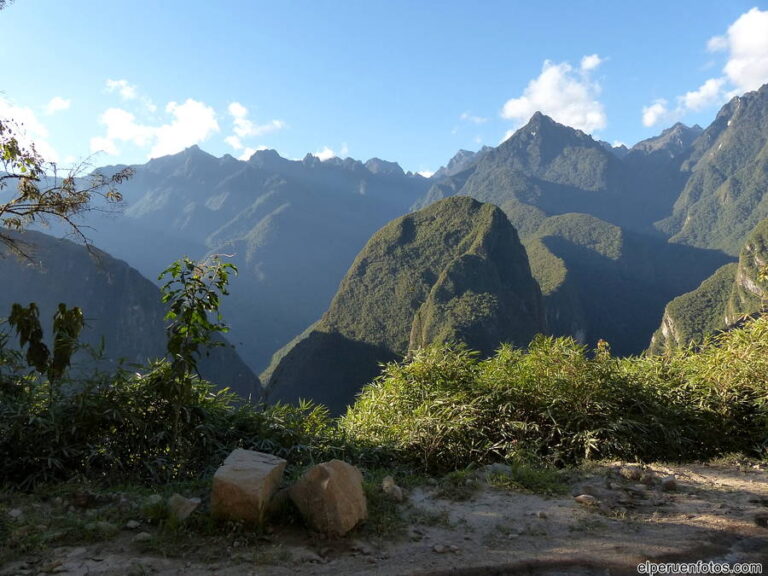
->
<box><xmin>1</xmin><ymin>1</ymin><xmax>768</xmax><ymax>176</ymax></box>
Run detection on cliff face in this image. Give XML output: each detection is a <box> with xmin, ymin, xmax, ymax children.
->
<box><xmin>265</xmin><ymin>197</ymin><xmax>544</xmax><ymax>414</ymax></box>
<box><xmin>649</xmin><ymin>218</ymin><xmax>768</xmax><ymax>353</ymax></box>
<box><xmin>0</xmin><ymin>230</ymin><xmax>259</xmax><ymax>398</ymax></box>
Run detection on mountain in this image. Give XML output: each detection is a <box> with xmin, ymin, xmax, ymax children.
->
<box><xmin>80</xmin><ymin>148</ymin><xmax>430</xmax><ymax>373</ymax></box>
<box><xmin>0</xmin><ymin>230</ymin><xmax>260</xmax><ymax>398</ymax></box>
<box><xmin>526</xmin><ymin>214</ymin><xmax>730</xmax><ymax>355</ymax></box>
<box><xmin>264</xmin><ymin>197</ymin><xmax>544</xmax><ymax>414</ymax></box>
<box><xmin>658</xmin><ymin>84</ymin><xmax>768</xmax><ymax>254</ymax></box>
<box><xmin>417</xmin><ymin>112</ymin><xmax>696</xmax><ymax>237</ymax></box>
<box><xmin>432</xmin><ymin>147</ymin><xmax>493</xmax><ymax>179</ymax></box>
<box><xmin>649</xmin><ymin>217</ymin><xmax>768</xmax><ymax>353</ymax></box>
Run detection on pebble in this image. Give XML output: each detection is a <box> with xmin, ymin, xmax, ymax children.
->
<box><xmin>8</xmin><ymin>508</ymin><xmax>23</xmax><ymax>519</ymax></box>
<box><xmin>660</xmin><ymin>475</ymin><xmax>677</xmax><ymax>491</ymax></box>
<box><xmin>432</xmin><ymin>544</ymin><xmax>447</xmax><ymax>554</ymax></box>
<box><xmin>132</xmin><ymin>532</ymin><xmax>152</xmax><ymax>543</ymax></box>
<box><xmin>125</xmin><ymin>520</ymin><xmax>141</xmax><ymax>530</ymax></box>
<box><xmin>574</xmin><ymin>494</ymin><xmax>598</xmax><ymax>506</ymax></box>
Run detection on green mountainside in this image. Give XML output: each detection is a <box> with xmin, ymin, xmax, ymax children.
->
<box><xmin>265</xmin><ymin>197</ymin><xmax>544</xmax><ymax>413</ymax></box>
<box><xmin>525</xmin><ymin>213</ymin><xmax>730</xmax><ymax>355</ymax></box>
<box><xmin>0</xmin><ymin>230</ymin><xmax>260</xmax><ymax>398</ymax></box>
<box><xmin>658</xmin><ymin>84</ymin><xmax>768</xmax><ymax>254</ymax></box>
<box><xmin>649</xmin><ymin>218</ymin><xmax>768</xmax><ymax>352</ymax></box>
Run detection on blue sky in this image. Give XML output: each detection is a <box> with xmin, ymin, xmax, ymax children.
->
<box><xmin>1</xmin><ymin>1</ymin><xmax>767</xmax><ymax>175</ymax></box>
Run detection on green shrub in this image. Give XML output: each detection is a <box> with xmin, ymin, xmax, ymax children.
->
<box><xmin>341</xmin><ymin>315</ymin><xmax>768</xmax><ymax>471</ymax></box>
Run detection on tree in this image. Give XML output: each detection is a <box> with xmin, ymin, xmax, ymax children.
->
<box><xmin>0</xmin><ymin>118</ymin><xmax>133</xmax><ymax>257</ymax></box>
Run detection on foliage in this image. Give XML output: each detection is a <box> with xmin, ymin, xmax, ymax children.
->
<box><xmin>157</xmin><ymin>255</ymin><xmax>237</xmax><ymax>445</ymax></box>
<box><xmin>7</xmin><ymin>302</ymin><xmax>84</xmax><ymax>383</ymax></box>
<box><xmin>0</xmin><ymin>119</ymin><xmax>133</xmax><ymax>257</ymax></box>
<box><xmin>341</xmin><ymin>315</ymin><xmax>768</xmax><ymax>471</ymax></box>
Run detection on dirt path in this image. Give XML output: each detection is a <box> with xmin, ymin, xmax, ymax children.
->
<box><xmin>2</xmin><ymin>462</ymin><xmax>767</xmax><ymax>576</ymax></box>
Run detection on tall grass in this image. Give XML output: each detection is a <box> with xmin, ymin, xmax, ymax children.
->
<box><xmin>341</xmin><ymin>315</ymin><xmax>768</xmax><ymax>471</ymax></box>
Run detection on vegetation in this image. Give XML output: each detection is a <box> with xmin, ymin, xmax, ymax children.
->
<box><xmin>650</xmin><ymin>217</ymin><xmax>768</xmax><ymax>353</ymax></box>
<box><xmin>0</xmin><ymin>119</ymin><xmax>132</xmax><ymax>257</ymax></box>
<box><xmin>341</xmin><ymin>319</ymin><xmax>768</xmax><ymax>471</ymax></box>
<box><xmin>266</xmin><ymin>196</ymin><xmax>543</xmax><ymax>413</ymax></box>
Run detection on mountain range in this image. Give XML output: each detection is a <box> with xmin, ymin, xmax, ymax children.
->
<box><xmin>5</xmin><ymin>83</ymin><xmax>768</xmax><ymax>411</ymax></box>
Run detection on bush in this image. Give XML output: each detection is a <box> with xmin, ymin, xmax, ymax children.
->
<box><xmin>341</xmin><ymin>315</ymin><xmax>768</xmax><ymax>471</ymax></box>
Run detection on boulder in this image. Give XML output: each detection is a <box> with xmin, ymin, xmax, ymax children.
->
<box><xmin>289</xmin><ymin>459</ymin><xmax>367</xmax><ymax>536</ymax></box>
<box><xmin>211</xmin><ymin>449</ymin><xmax>287</xmax><ymax>525</ymax></box>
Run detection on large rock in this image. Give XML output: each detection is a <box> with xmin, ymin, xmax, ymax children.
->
<box><xmin>289</xmin><ymin>460</ymin><xmax>367</xmax><ymax>536</ymax></box>
<box><xmin>211</xmin><ymin>449</ymin><xmax>287</xmax><ymax>524</ymax></box>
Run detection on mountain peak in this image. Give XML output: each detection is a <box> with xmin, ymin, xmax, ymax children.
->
<box><xmin>630</xmin><ymin>122</ymin><xmax>702</xmax><ymax>157</ymax></box>
<box><xmin>364</xmin><ymin>158</ymin><xmax>405</xmax><ymax>177</ymax></box>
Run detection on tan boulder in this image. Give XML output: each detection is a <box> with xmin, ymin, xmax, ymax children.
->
<box><xmin>211</xmin><ymin>448</ymin><xmax>287</xmax><ymax>524</ymax></box>
<box><xmin>289</xmin><ymin>459</ymin><xmax>367</xmax><ymax>536</ymax></box>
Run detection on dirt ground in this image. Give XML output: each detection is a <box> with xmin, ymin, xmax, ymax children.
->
<box><xmin>2</xmin><ymin>462</ymin><xmax>767</xmax><ymax>576</ymax></box>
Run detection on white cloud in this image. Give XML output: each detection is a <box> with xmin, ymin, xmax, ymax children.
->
<box><xmin>151</xmin><ymin>100</ymin><xmax>219</xmax><ymax>157</ymax></box>
<box><xmin>580</xmin><ymin>54</ymin><xmax>602</xmax><ymax>71</ymax></box>
<box><xmin>720</xmin><ymin>7</ymin><xmax>768</xmax><ymax>92</ymax></box>
<box><xmin>681</xmin><ymin>78</ymin><xmax>726</xmax><ymax>111</ymax></box>
<box><xmin>90</xmin><ymin>98</ymin><xmax>219</xmax><ymax>159</ymax></box>
<box><xmin>501</xmin><ymin>56</ymin><xmax>607</xmax><ymax>133</ymax></box>
<box><xmin>0</xmin><ymin>96</ymin><xmax>59</xmax><ymax>162</ymax></box>
<box><xmin>227</xmin><ymin>101</ymin><xmax>285</xmax><ymax>139</ymax></box>
<box><xmin>45</xmin><ymin>96</ymin><xmax>70</xmax><ymax>115</ymax></box>
<box><xmin>707</xmin><ymin>35</ymin><xmax>728</xmax><ymax>53</ymax></box>
<box><xmin>460</xmin><ymin>112</ymin><xmax>488</xmax><ymax>124</ymax></box>
<box><xmin>641</xmin><ymin>8</ymin><xmax>768</xmax><ymax>127</ymax></box>
<box><xmin>105</xmin><ymin>79</ymin><xmax>156</xmax><ymax>112</ymax></box>
<box><xmin>642</xmin><ymin>99</ymin><xmax>674</xmax><ymax>127</ymax></box>
<box><xmin>314</xmin><ymin>146</ymin><xmax>336</xmax><ymax>161</ymax></box>
<box><xmin>225</xmin><ymin>135</ymin><xmax>243</xmax><ymax>150</ymax></box>
<box><xmin>417</xmin><ymin>170</ymin><xmax>434</xmax><ymax>178</ymax></box>
<box><xmin>105</xmin><ymin>79</ymin><xmax>137</xmax><ymax>100</ymax></box>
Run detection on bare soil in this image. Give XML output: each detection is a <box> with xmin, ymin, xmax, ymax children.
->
<box><xmin>2</xmin><ymin>462</ymin><xmax>767</xmax><ymax>576</ymax></box>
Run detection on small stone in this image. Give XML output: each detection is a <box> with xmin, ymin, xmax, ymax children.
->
<box><xmin>88</xmin><ymin>521</ymin><xmax>119</xmax><ymax>536</ymax></box>
<box><xmin>132</xmin><ymin>532</ymin><xmax>152</xmax><ymax>543</ymax></box>
<box><xmin>660</xmin><ymin>476</ymin><xmax>677</xmax><ymax>491</ymax></box>
<box><xmin>381</xmin><ymin>476</ymin><xmax>404</xmax><ymax>502</ymax></box>
<box><xmin>432</xmin><ymin>544</ymin><xmax>447</xmax><ymax>554</ymax></box>
<box><xmin>350</xmin><ymin>540</ymin><xmax>373</xmax><ymax>555</ymax></box>
<box><xmin>619</xmin><ymin>466</ymin><xmax>642</xmax><ymax>481</ymax></box>
<box><xmin>125</xmin><ymin>520</ymin><xmax>141</xmax><ymax>530</ymax></box>
<box><xmin>292</xmin><ymin>548</ymin><xmax>323</xmax><ymax>563</ymax></box>
<box><xmin>7</xmin><ymin>508</ymin><xmax>23</xmax><ymax>519</ymax></box>
<box><xmin>535</xmin><ymin>511</ymin><xmax>548</xmax><ymax>519</ymax></box>
<box><xmin>145</xmin><ymin>494</ymin><xmax>162</xmax><ymax>507</ymax></box>
<box><xmin>640</xmin><ymin>472</ymin><xmax>657</xmax><ymax>486</ymax></box>
<box><xmin>575</xmin><ymin>494</ymin><xmax>598</xmax><ymax>506</ymax></box>
<box><xmin>449</xmin><ymin>545</ymin><xmax>460</xmax><ymax>553</ymax></box>
<box><xmin>167</xmin><ymin>493</ymin><xmax>200</xmax><ymax>522</ymax></box>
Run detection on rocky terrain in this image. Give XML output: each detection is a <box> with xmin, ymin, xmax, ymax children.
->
<box><xmin>2</xmin><ymin>460</ymin><xmax>766</xmax><ymax>575</ymax></box>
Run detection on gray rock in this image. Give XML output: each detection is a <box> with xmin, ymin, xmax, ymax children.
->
<box><xmin>167</xmin><ymin>493</ymin><xmax>200</xmax><ymax>522</ymax></box>
<box><xmin>132</xmin><ymin>531</ymin><xmax>152</xmax><ymax>543</ymax></box>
